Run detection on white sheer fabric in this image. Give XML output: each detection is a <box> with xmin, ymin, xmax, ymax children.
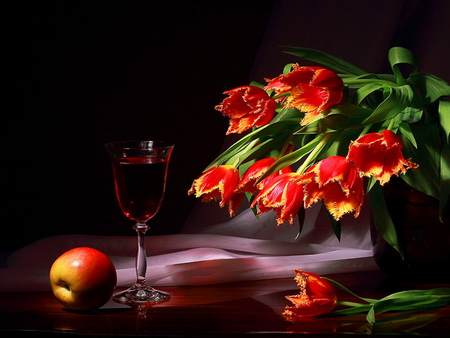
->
<box><xmin>0</xmin><ymin>202</ymin><xmax>377</xmax><ymax>292</ymax></box>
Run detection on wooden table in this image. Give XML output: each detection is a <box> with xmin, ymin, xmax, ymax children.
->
<box><xmin>1</xmin><ymin>270</ymin><xmax>449</xmax><ymax>337</ymax></box>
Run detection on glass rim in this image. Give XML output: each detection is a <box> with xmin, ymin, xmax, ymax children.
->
<box><xmin>105</xmin><ymin>140</ymin><xmax>174</xmax><ymax>150</ymax></box>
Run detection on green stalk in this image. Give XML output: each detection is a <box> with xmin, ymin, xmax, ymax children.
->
<box><xmin>338</xmin><ymin>301</ymin><xmax>370</xmax><ymax>307</ymax></box>
<box><xmin>358</xmin><ymin>124</ymin><xmax>372</xmax><ymax>138</ymax></box>
<box><xmin>387</xmin><ymin>118</ymin><xmax>396</xmax><ymax>131</ymax></box>
<box><xmin>343</xmin><ymin>79</ymin><xmax>398</xmax><ymax>87</ymax></box>
<box><xmin>228</xmin><ymin>139</ymin><xmax>259</xmax><ymax>168</ymax></box>
<box><xmin>278</xmin><ymin>134</ymin><xmax>294</xmax><ymax>159</ymax></box>
<box><xmin>296</xmin><ymin>133</ymin><xmax>333</xmax><ymax>173</ymax></box>
<box><xmin>323</xmin><ymin>277</ymin><xmax>378</xmax><ymax>304</ymax></box>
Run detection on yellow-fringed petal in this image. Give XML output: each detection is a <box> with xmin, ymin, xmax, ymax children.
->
<box><xmin>265</xmin><ymin>66</ymin><xmax>344</xmax><ymax>125</ymax></box>
<box><xmin>347</xmin><ymin>130</ymin><xmax>418</xmax><ymax>185</ymax></box>
<box><xmin>251</xmin><ymin>172</ymin><xmax>311</xmax><ymax>225</ymax></box>
<box><xmin>215</xmin><ymin>85</ymin><xmax>276</xmax><ymax>134</ymax></box>
<box><xmin>283</xmin><ymin>270</ymin><xmax>338</xmax><ymax>318</ymax></box>
<box><xmin>303</xmin><ymin>156</ymin><xmax>364</xmax><ymax>220</ymax></box>
<box><xmin>188</xmin><ymin>165</ymin><xmax>243</xmax><ymax>216</ymax></box>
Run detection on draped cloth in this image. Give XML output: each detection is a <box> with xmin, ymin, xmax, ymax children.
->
<box><xmin>0</xmin><ymin>204</ymin><xmax>377</xmax><ymax>292</ymax></box>
<box><xmin>1</xmin><ymin>0</ymin><xmax>448</xmax><ymax>292</ymax></box>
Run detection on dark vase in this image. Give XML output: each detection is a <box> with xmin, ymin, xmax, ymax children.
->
<box><xmin>371</xmin><ymin>177</ymin><xmax>450</xmax><ymax>282</ymax></box>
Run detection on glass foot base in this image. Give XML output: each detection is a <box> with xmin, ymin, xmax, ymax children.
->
<box><xmin>113</xmin><ymin>285</ymin><xmax>170</xmax><ymax>313</ymax></box>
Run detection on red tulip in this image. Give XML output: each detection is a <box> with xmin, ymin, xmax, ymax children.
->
<box><xmin>346</xmin><ymin>130</ymin><xmax>419</xmax><ymax>185</ymax></box>
<box><xmin>284</xmin><ymin>270</ymin><xmax>338</xmax><ymax>318</ymax></box>
<box><xmin>188</xmin><ymin>165</ymin><xmax>243</xmax><ymax>216</ymax></box>
<box><xmin>251</xmin><ymin>172</ymin><xmax>312</xmax><ymax>225</ymax></box>
<box><xmin>236</xmin><ymin>157</ymin><xmax>292</xmax><ymax>194</ymax></box>
<box><xmin>303</xmin><ymin>156</ymin><xmax>364</xmax><ymax>220</ymax></box>
<box><xmin>265</xmin><ymin>65</ymin><xmax>344</xmax><ymax>125</ymax></box>
<box><xmin>215</xmin><ymin>85</ymin><xmax>276</xmax><ymax>134</ymax></box>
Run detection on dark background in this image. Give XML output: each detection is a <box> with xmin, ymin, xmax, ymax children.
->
<box><xmin>4</xmin><ymin>1</ymin><xmax>276</xmax><ymax>252</ymax></box>
<box><xmin>4</xmin><ymin>0</ymin><xmax>450</xmax><ymax>253</ymax></box>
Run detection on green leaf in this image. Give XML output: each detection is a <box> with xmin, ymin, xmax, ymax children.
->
<box><xmin>296</xmin><ymin>115</ymin><xmax>351</xmax><ymax>134</ymax></box>
<box><xmin>369</xmin><ymin>184</ymin><xmax>403</xmax><ymax>256</ymax></box>
<box><xmin>437</xmin><ymin>100</ymin><xmax>450</xmax><ymax>217</ymax></box>
<box><xmin>400</xmin><ymin>123</ymin><xmax>441</xmax><ymax>199</ymax></box>
<box><xmin>323</xmin><ymin>278</ymin><xmax>450</xmax><ymax>325</ymax></box>
<box><xmin>281</xmin><ymin>46</ymin><xmax>366</xmax><ymax>75</ymax></box>
<box><xmin>439</xmin><ymin>141</ymin><xmax>450</xmax><ymax>220</ymax></box>
<box><xmin>388</xmin><ymin>47</ymin><xmax>417</xmax><ymax>68</ymax></box>
<box><xmin>410</xmin><ymin>72</ymin><xmax>450</xmax><ymax>105</ymax></box>
<box><xmin>362</xmin><ymin>85</ymin><xmax>414</xmax><ymax>125</ymax></box>
<box><xmin>326</xmin><ymin>213</ymin><xmax>341</xmax><ymax>241</ymax></box>
<box><xmin>296</xmin><ymin>208</ymin><xmax>305</xmax><ymax>239</ymax></box>
<box><xmin>439</xmin><ymin>100</ymin><xmax>450</xmax><ymax>142</ymax></box>
<box><xmin>352</xmin><ymin>82</ymin><xmax>387</xmax><ymax>105</ymax></box>
<box><xmin>283</xmin><ymin>63</ymin><xmax>295</xmax><ymax>75</ymax></box>
<box><xmin>366</xmin><ymin>288</ymin><xmax>450</xmax><ymax>324</ymax></box>
<box><xmin>398</xmin><ymin>122</ymin><xmax>417</xmax><ymax>148</ymax></box>
<box><xmin>365</xmin><ymin>176</ymin><xmax>378</xmax><ymax>193</ymax></box>
<box><xmin>328</xmin><ymin>102</ymin><xmax>372</xmax><ymax>119</ymax></box>
<box><xmin>341</xmin><ymin>74</ymin><xmax>395</xmax><ymax>90</ymax></box>
<box><xmin>264</xmin><ymin>118</ymin><xmax>303</xmax><ymax>135</ymax></box>
<box><xmin>248</xmin><ymin>80</ymin><xmax>265</xmax><ymax>89</ymax></box>
<box><xmin>272</xmin><ymin>107</ymin><xmax>303</xmax><ymax>122</ymax></box>
<box><xmin>394</xmin><ymin>107</ymin><xmax>423</xmax><ymax>124</ymax></box>
<box><xmin>388</xmin><ymin>47</ymin><xmax>417</xmax><ymax>85</ymax></box>
<box><xmin>320</xmin><ymin>128</ymin><xmax>361</xmax><ymax>159</ymax></box>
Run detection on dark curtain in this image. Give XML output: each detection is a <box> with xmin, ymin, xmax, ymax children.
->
<box><xmin>251</xmin><ymin>0</ymin><xmax>450</xmax><ymax>82</ymax></box>
<box><xmin>3</xmin><ymin>1</ymin><xmax>275</xmax><ymax>252</ymax></box>
<box><xmin>3</xmin><ymin>0</ymin><xmax>449</xmax><ymax>252</ymax></box>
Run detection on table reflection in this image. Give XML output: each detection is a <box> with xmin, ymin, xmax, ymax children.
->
<box><xmin>1</xmin><ymin>271</ymin><xmax>449</xmax><ymax>336</ymax></box>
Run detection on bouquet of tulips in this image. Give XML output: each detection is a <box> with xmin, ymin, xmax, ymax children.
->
<box><xmin>189</xmin><ymin>47</ymin><xmax>450</xmax><ymax>255</ymax></box>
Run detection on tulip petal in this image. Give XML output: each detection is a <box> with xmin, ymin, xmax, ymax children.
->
<box><xmin>284</xmin><ymin>270</ymin><xmax>338</xmax><ymax>318</ymax></box>
<box><xmin>188</xmin><ymin>165</ymin><xmax>243</xmax><ymax>216</ymax></box>
<box><xmin>303</xmin><ymin>156</ymin><xmax>364</xmax><ymax>220</ymax></box>
<box><xmin>251</xmin><ymin>172</ymin><xmax>310</xmax><ymax>225</ymax></box>
<box><xmin>215</xmin><ymin>85</ymin><xmax>276</xmax><ymax>134</ymax></box>
<box><xmin>265</xmin><ymin>65</ymin><xmax>344</xmax><ymax>125</ymax></box>
<box><xmin>347</xmin><ymin>130</ymin><xmax>418</xmax><ymax>185</ymax></box>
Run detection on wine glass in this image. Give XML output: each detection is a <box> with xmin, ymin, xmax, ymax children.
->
<box><xmin>105</xmin><ymin>140</ymin><xmax>174</xmax><ymax>311</ymax></box>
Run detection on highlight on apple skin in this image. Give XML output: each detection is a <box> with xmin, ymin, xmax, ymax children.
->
<box><xmin>49</xmin><ymin>247</ymin><xmax>117</xmax><ymax>311</ymax></box>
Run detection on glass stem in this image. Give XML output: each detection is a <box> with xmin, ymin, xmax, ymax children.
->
<box><xmin>133</xmin><ymin>221</ymin><xmax>149</xmax><ymax>289</ymax></box>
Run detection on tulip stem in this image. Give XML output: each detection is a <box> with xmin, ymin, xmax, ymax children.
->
<box><xmin>358</xmin><ymin>125</ymin><xmax>372</xmax><ymax>138</ymax></box>
<box><xmin>387</xmin><ymin>118</ymin><xmax>396</xmax><ymax>131</ymax></box>
<box><xmin>279</xmin><ymin>134</ymin><xmax>293</xmax><ymax>158</ymax></box>
<box><xmin>323</xmin><ymin>276</ymin><xmax>378</xmax><ymax>304</ymax></box>
<box><xmin>229</xmin><ymin>139</ymin><xmax>259</xmax><ymax>167</ymax></box>
<box><xmin>338</xmin><ymin>300</ymin><xmax>370</xmax><ymax>307</ymax></box>
<box><xmin>296</xmin><ymin>133</ymin><xmax>333</xmax><ymax>173</ymax></box>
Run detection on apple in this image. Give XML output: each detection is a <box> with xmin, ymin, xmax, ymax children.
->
<box><xmin>49</xmin><ymin>247</ymin><xmax>117</xmax><ymax>311</ymax></box>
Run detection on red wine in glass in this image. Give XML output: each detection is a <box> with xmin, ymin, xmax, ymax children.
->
<box><xmin>111</xmin><ymin>157</ymin><xmax>168</xmax><ymax>221</ymax></box>
<box><xmin>105</xmin><ymin>140</ymin><xmax>174</xmax><ymax>313</ymax></box>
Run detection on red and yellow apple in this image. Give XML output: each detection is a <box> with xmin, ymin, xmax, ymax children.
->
<box><xmin>49</xmin><ymin>247</ymin><xmax>117</xmax><ymax>311</ymax></box>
